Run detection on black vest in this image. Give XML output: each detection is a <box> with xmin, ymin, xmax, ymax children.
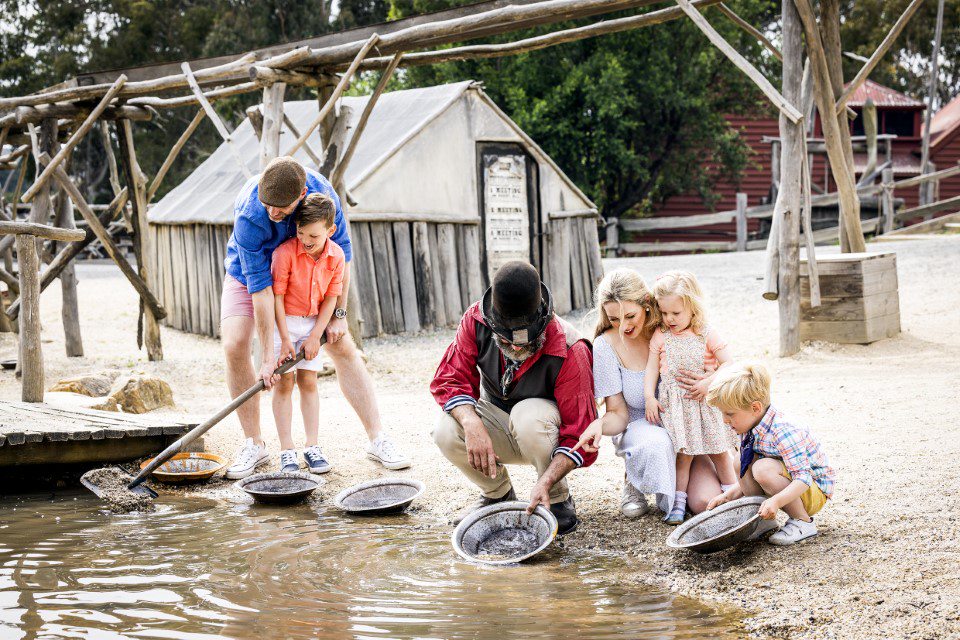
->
<box><xmin>474</xmin><ymin>319</ymin><xmax>582</xmax><ymax>413</ymax></box>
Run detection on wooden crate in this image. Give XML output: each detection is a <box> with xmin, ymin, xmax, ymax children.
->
<box><xmin>799</xmin><ymin>252</ymin><xmax>900</xmax><ymax>344</ymax></box>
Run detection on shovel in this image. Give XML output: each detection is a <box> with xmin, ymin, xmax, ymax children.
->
<box><xmin>82</xmin><ymin>347</ymin><xmax>313</xmax><ymax>499</ymax></box>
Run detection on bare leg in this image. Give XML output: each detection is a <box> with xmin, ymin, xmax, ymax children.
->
<box><xmin>297</xmin><ymin>370</ymin><xmax>320</xmax><ymax>447</ymax></box>
<box><xmin>687</xmin><ymin>455</ymin><xmax>722</xmax><ymax>514</ymax></box>
<box><xmin>709</xmin><ymin>451</ymin><xmax>737</xmax><ymax>486</ymax></box>
<box><xmin>751</xmin><ymin>458</ymin><xmax>811</xmax><ymax>521</ymax></box>
<box><xmin>324</xmin><ymin>333</ymin><xmax>382</xmax><ymax>441</ymax></box>
<box><xmin>272</xmin><ymin>373</ymin><xmax>296</xmax><ymax>451</ymax></box>
<box><xmin>222</xmin><ymin>315</ymin><xmax>261</xmax><ymax>445</ymax></box>
<box><xmin>675</xmin><ymin>452</ymin><xmax>694</xmax><ymax>493</ymax></box>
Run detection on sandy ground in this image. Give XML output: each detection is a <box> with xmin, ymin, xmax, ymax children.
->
<box><xmin>1</xmin><ymin>235</ymin><xmax>959</xmax><ymax>639</ymax></box>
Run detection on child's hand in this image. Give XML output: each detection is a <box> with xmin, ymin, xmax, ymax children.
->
<box><xmin>572</xmin><ymin>419</ymin><xmax>604</xmax><ymax>454</ymax></box>
<box><xmin>302</xmin><ymin>334</ymin><xmax>323</xmax><ymax>360</ymax></box>
<box><xmin>278</xmin><ymin>340</ymin><xmax>296</xmax><ymax>367</ymax></box>
<box><xmin>758</xmin><ymin>497</ymin><xmax>779</xmax><ymax>520</ymax></box>
<box><xmin>706</xmin><ymin>492</ymin><xmax>730</xmax><ymax>511</ymax></box>
<box><xmin>645</xmin><ymin>398</ymin><xmax>663</xmax><ymax>426</ymax></box>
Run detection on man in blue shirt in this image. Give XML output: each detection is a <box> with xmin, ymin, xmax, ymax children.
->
<box><xmin>220</xmin><ymin>157</ymin><xmax>410</xmax><ymax>478</ymax></box>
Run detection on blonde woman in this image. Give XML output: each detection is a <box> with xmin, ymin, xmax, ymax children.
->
<box><xmin>573</xmin><ymin>269</ymin><xmax>675</xmax><ymax>516</ymax></box>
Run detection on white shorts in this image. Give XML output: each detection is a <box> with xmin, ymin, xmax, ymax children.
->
<box><xmin>273</xmin><ymin>315</ymin><xmax>325</xmax><ymax>372</ymax></box>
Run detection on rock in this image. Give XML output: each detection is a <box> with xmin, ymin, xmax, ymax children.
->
<box><xmin>49</xmin><ymin>370</ymin><xmax>121</xmax><ymax>397</ymax></box>
<box><xmin>92</xmin><ymin>375</ymin><xmax>174</xmax><ymax>414</ymax></box>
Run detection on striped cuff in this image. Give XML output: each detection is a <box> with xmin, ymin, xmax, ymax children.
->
<box><xmin>553</xmin><ymin>446</ymin><xmax>583</xmax><ymax>468</ymax></box>
<box><xmin>443</xmin><ymin>395</ymin><xmax>477</xmax><ymax>413</ymax></box>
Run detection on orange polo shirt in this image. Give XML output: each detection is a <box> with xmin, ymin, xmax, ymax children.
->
<box><xmin>270</xmin><ymin>236</ymin><xmax>345</xmax><ymax>317</ymax></box>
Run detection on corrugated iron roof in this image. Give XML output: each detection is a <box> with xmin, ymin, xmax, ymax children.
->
<box><xmin>930</xmin><ymin>93</ymin><xmax>960</xmax><ymax>148</ymax></box>
<box><xmin>845</xmin><ymin>79</ymin><xmax>923</xmax><ymax>108</ymax></box>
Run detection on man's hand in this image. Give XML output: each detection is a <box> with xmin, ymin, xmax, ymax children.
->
<box><xmin>259</xmin><ymin>362</ymin><xmax>280</xmax><ymax>390</ymax></box>
<box><xmin>302</xmin><ymin>334</ymin><xmax>323</xmax><ymax>360</ymax></box>
<box><xmin>572</xmin><ymin>419</ymin><xmax>603</xmax><ymax>454</ymax></box>
<box><xmin>676</xmin><ymin>368</ymin><xmax>710</xmax><ymax>401</ymax></box>
<box><xmin>464</xmin><ymin>422</ymin><xmax>498</xmax><ymax>479</ymax></box>
<box><xmin>325</xmin><ymin>317</ymin><xmax>347</xmax><ymax>344</ymax></box>
<box><xmin>758</xmin><ymin>497</ymin><xmax>779</xmax><ymax>520</ymax></box>
<box><xmin>526</xmin><ymin>480</ymin><xmax>551</xmax><ymax>514</ymax></box>
<box><xmin>277</xmin><ymin>339</ymin><xmax>296</xmax><ymax>367</ymax></box>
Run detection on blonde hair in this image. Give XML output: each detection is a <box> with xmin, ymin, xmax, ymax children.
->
<box><xmin>593</xmin><ymin>268</ymin><xmax>659</xmax><ymax>340</ymax></box>
<box><xmin>652</xmin><ymin>270</ymin><xmax>708</xmax><ymax>335</ymax></box>
<box><xmin>706</xmin><ymin>361</ymin><xmax>772</xmax><ymax>410</ymax></box>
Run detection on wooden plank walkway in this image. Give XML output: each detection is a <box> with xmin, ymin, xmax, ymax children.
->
<box><xmin>0</xmin><ymin>401</ymin><xmax>196</xmax><ymax>448</ymax></box>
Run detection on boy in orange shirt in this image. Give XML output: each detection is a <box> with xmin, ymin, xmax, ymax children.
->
<box><xmin>270</xmin><ymin>193</ymin><xmax>344</xmax><ymax>474</ymax></box>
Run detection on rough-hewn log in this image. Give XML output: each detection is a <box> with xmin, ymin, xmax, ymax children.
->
<box><xmin>246</xmin><ymin>105</ymin><xmax>264</xmax><ymax>140</ymax></box>
<box><xmin>716</xmin><ymin>3</ymin><xmax>782</xmax><ymax>61</ymax></box>
<box><xmin>147</xmin><ymin>109</ymin><xmax>206</xmax><ymax>202</ymax></box>
<box><xmin>676</xmin><ymin>0</ymin><xmax>801</xmax><ymax>123</ymax></box>
<box><xmin>834</xmin><ymin>0</ymin><xmax>925</xmax><ymax>115</ymax></box>
<box><xmin>800</xmin><ymin>133</ymin><xmax>820</xmax><ymax>308</ymax></box>
<box><xmin>0</xmin><ymin>104</ymin><xmax>150</xmax><ymax>129</ymax></box>
<box><xmin>16</xmin><ymin>234</ymin><xmax>43</xmax><ymax>401</ymax></box>
<box><xmin>331</xmin><ymin>53</ymin><xmax>403</xmax><ymax>191</ymax></box>
<box><xmin>0</xmin><ymin>221</ymin><xmax>85</xmax><ymax>242</ymax></box>
<box><xmin>888</xmin><ymin>162</ymin><xmax>960</xmax><ymax>189</ymax></box>
<box><xmin>0</xmin><ymin>144</ymin><xmax>29</xmax><ymax>164</ymax></box>
<box><xmin>919</xmin><ymin>0</ymin><xmax>946</xmax><ymax>193</ymax></box>
<box><xmin>22</xmin><ymin>76</ymin><xmax>127</xmax><ymax>204</ymax></box>
<box><xmin>128</xmin><ymin>81</ymin><xmax>259</xmax><ymax>109</ymax></box>
<box><xmin>181</xmin><ymin>62</ymin><xmax>252</xmax><ymax>179</ymax></box>
<box><xmin>55</xmin><ymin>188</ymin><xmax>83</xmax><ymax>356</ymax></box>
<box><xmin>260</xmin><ymin>83</ymin><xmax>286</xmax><ymax>170</ymax></box>
<box><xmin>319</xmin><ymin>107</ymin><xmax>352</xmax><ymax>179</ymax></box>
<box><xmin>859</xmin><ymin>98</ymin><xmax>878</xmax><ymax>184</ymax></box>
<box><xmin>286</xmin><ymin>34</ymin><xmax>380</xmax><ymax>157</ymax></box>
<box><xmin>99</xmin><ymin>122</ymin><xmax>122</xmax><ymax>197</ymax></box>
<box><xmin>249</xmin><ymin>66</ymin><xmax>337</xmax><ymax>88</ymax></box>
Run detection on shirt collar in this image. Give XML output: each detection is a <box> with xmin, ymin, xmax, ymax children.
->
<box><xmin>753</xmin><ymin>404</ymin><xmax>778</xmax><ymax>436</ymax></box>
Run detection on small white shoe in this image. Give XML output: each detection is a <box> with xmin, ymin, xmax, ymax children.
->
<box><xmin>366</xmin><ymin>435</ymin><xmax>411</xmax><ymax>470</ymax></box>
<box><xmin>620</xmin><ymin>481</ymin><xmax>649</xmax><ymax>518</ymax></box>
<box><xmin>226</xmin><ymin>438</ymin><xmax>269</xmax><ymax>480</ymax></box>
<box><xmin>748</xmin><ymin>517</ymin><xmax>781</xmax><ymax>541</ymax></box>
<box><xmin>768</xmin><ymin>517</ymin><xmax>818</xmax><ymax>546</ymax></box>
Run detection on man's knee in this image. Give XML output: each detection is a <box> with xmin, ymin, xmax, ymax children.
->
<box><xmin>510</xmin><ymin>399</ymin><xmax>559</xmax><ymax>448</ymax></box>
<box><xmin>432</xmin><ymin>411</ymin><xmax>463</xmax><ymax>454</ymax></box>
<box><xmin>324</xmin><ymin>332</ymin><xmax>358</xmax><ymax>361</ymax></box>
<box><xmin>221</xmin><ymin>321</ymin><xmax>252</xmax><ymax>362</ymax></box>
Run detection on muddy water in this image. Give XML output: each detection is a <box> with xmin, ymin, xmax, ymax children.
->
<box><xmin>0</xmin><ymin>492</ymin><xmax>740</xmax><ymax>639</ymax></box>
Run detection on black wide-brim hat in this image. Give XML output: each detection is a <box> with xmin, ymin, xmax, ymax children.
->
<box><xmin>480</xmin><ymin>282</ymin><xmax>554</xmax><ymax>346</ymax></box>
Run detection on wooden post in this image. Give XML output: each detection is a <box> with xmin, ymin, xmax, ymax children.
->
<box><xmin>735</xmin><ymin>192</ymin><xmax>748</xmax><ymax>251</ymax></box>
<box><xmin>118</xmin><ymin>120</ymin><xmax>163</xmax><ymax>360</ymax></box>
<box><xmin>922</xmin><ymin>161</ymin><xmax>937</xmax><ymax>215</ymax></box>
<box><xmin>260</xmin><ymin>83</ymin><xmax>286</xmax><ymax>169</ymax></box>
<box><xmin>604</xmin><ymin>217</ymin><xmax>619</xmax><ymax>257</ymax></box>
<box><xmin>55</xmin><ymin>182</ymin><xmax>83</xmax><ymax>356</ymax></box>
<box><xmin>15</xmin><ymin>233</ymin><xmax>42</xmax><ymax>401</ymax></box>
<box><xmin>246</xmin><ymin>105</ymin><xmax>264</xmax><ymax>140</ymax></box>
<box><xmin>776</xmin><ymin>0</ymin><xmax>804</xmax><ymax>356</ymax></box>
<box><xmin>881</xmin><ymin>167</ymin><xmax>895</xmax><ymax>234</ymax></box>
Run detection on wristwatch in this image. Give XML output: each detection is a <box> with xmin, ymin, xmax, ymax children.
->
<box><xmin>334</xmin><ymin>307</ymin><xmax>347</xmax><ymax>320</ymax></box>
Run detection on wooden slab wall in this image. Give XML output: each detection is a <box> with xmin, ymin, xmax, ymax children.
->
<box><xmin>350</xmin><ymin>222</ymin><xmax>383</xmax><ymax>338</ymax></box>
<box><xmin>799</xmin><ymin>252</ymin><xmax>900</xmax><ymax>344</ymax></box>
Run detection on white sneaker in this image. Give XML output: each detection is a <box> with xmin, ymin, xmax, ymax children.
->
<box><xmin>768</xmin><ymin>517</ymin><xmax>818</xmax><ymax>546</ymax></box>
<box><xmin>225</xmin><ymin>438</ymin><xmax>269</xmax><ymax>479</ymax></box>
<box><xmin>366</xmin><ymin>435</ymin><xmax>411</xmax><ymax>470</ymax></box>
<box><xmin>620</xmin><ymin>481</ymin><xmax>649</xmax><ymax>518</ymax></box>
<box><xmin>748</xmin><ymin>517</ymin><xmax>781</xmax><ymax>541</ymax></box>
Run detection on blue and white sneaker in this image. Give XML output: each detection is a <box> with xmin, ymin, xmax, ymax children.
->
<box><xmin>303</xmin><ymin>445</ymin><xmax>332</xmax><ymax>474</ymax></box>
<box><xmin>279</xmin><ymin>449</ymin><xmax>300</xmax><ymax>473</ymax></box>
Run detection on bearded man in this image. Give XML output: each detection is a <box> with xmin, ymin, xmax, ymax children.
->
<box><xmin>430</xmin><ymin>261</ymin><xmax>596</xmax><ymax>535</ymax></box>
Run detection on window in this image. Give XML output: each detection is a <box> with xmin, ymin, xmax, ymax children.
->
<box><xmin>882</xmin><ymin>111</ymin><xmax>917</xmax><ymax>137</ymax></box>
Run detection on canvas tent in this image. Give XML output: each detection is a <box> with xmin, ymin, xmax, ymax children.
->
<box><xmin>148</xmin><ymin>81</ymin><xmax>602</xmax><ymax>338</ymax></box>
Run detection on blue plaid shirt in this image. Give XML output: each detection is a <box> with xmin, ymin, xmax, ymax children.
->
<box><xmin>224</xmin><ymin>169</ymin><xmax>352</xmax><ymax>294</ymax></box>
<box><xmin>748</xmin><ymin>405</ymin><xmax>836</xmax><ymax>498</ymax></box>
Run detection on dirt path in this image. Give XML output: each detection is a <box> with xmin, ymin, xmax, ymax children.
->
<box><xmin>1</xmin><ymin>235</ymin><xmax>957</xmax><ymax>639</ymax></box>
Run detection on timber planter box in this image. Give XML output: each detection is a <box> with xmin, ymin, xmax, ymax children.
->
<box><xmin>799</xmin><ymin>252</ymin><xmax>900</xmax><ymax>344</ymax></box>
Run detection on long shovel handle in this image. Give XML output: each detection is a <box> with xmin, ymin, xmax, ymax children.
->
<box><xmin>129</xmin><ymin>347</ymin><xmax>315</xmax><ymax>489</ymax></box>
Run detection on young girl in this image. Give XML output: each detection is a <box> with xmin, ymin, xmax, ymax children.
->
<box><xmin>644</xmin><ymin>270</ymin><xmax>738</xmax><ymax>524</ymax></box>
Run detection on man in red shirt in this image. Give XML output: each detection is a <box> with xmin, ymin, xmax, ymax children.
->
<box><xmin>430</xmin><ymin>261</ymin><xmax>596</xmax><ymax>535</ymax></box>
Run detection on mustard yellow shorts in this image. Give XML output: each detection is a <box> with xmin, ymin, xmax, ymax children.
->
<box><xmin>779</xmin><ymin>462</ymin><xmax>828</xmax><ymax>516</ymax></box>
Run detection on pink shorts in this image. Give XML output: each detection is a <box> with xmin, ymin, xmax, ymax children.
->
<box><xmin>220</xmin><ymin>274</ymin><xmax>255</xmax><ymax>320</ymax></box>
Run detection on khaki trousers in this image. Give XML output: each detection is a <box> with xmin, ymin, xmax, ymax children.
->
<box><xmin>432</xmin><ymin>397</ymin><xmax>569</xmax><ymax>503</ymax></box>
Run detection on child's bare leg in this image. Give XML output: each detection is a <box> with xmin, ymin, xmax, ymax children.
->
<box><xmin>272</xmin><ymin>373</ymin><xmax>296</xmax><ymax>451</ymax></box>
<box><xmin>751</xmin><ymin>458</ymin><xmax>811</xmax><ymax>521</ymax></box>
<box><xmin>709</xmin><ymin>451</ymin><xmax>737</xmax><ymax>486</ymax></box>
<box><xmin>675</xmin><ymin>452</ymin><xmax>694</xmax><ymax>492</ymax></box>
<box><xmin>296</xmin><ymin>370</ymin><xmax>320</xmax><ymax>447</ymax></box>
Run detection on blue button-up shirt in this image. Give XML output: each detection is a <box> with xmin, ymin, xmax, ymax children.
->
<box><xmin>224</xmin><ymin>169</ymin><xmax>352</xmax><ymax>294</ymax></box>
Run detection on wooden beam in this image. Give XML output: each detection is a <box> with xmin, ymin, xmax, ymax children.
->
<box><xmin>21</xmin><ymin>76</ymin><xmax>127</xmax><ymax>203</ymax></box>
<box><xmin>248</xmin><ymin>66</ymin><xmax>337</xmax><ymax>87</ymax></box>
<box><xmin>128</xmin><ymin>81</ymin><xmax>259</xmax><ymax>109</ymax></box>
<box><xmin>716</xmin><ymin>3</ymin><xmax>782</xmax><ymax>61</ymax></box>
<box><xmin>246</xmin><ymin>105</ymin><xmax>264</xmax><ymax>140</ymax></box>
<box><xmin>147</xmin><ymin>109</ymin><xmax>206</xmax><ymax>202</ymax></box>
<box><xmin>675</xmin><ymin>0</ymin><xmax>801</xmax><ymax>123</ymax></box>
<box><xmin>2</xmin><ymin>104</ymin><xmax>150</xmax><ymax>128</ymax></box>
<box><xmin>15</xmin><ymin>233</ymin><xmax>43</xmax><ymax>401</ymax></box>
<box><xmin>331</xmin><ymin>52</ymin><xmax>403</xmax><ymax>191</ymax></box>
<box><xmin>99</xmin><ymin>121</ymin><xmax>122</xmax><ymax>197</ymax></box>
<box><xmin>887</xmin><ymin>162</ymin><xmax>960</xmax><ymax>189</ymax></box>
<box><xmin>0</xmin><ymin>221</ymin><xmax>85</xmax><ymax>242</ymax></box>
<box><xmin>181</xmin><ymin>62</ymin><xmax>252</xmax><ymax>179</ymax></box>
<box><xmin>800</xmin><ymin>133</ymin><xmax>820</xmax><ymax>307</ymax></box>
<box><xmin>285</xmin><ymin>34</ymin><xmax>381</xmax><ymax>156</ymax></box>
<box><xmin>920</xmin><ymin>0</ymin><xmax>946</xmax><ymax>179</ymax></box>
<box><xmin>260</xmin><ymin>83</ymin><xmax>286</xmax><ymax>169</ymax></box>
<box><xmin>0</xmin><ymin>145</ymin><xmax>29</xmax><ymax>164</ymax></box>
<box><xmin>834</xmin><ymin>0</ymin><xmax>925</xmax><ymax>115</ymax></box>
<box><xmin>894</xmin><ymin>194</ymin><xmax>960</xmax><ymax>221</ymax></box>
<box><xmin>54</xmin><ymin>185</ymin><xmax>83</xmax><ymax>356</ymax></box>
<box><xmin>47</xmin><ymin>162</ymin><xmax>167</xmax><ymax>320</ymax></box>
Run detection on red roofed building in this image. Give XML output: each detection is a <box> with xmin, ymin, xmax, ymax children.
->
<box><xmin>929</xmin><ymin>93</ymin><xmax>960</xmax><ymax>204</ymax></box>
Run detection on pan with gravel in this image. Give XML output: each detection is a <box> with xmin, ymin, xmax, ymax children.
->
<box><xmin>333</xmin><ymin>478</ymin><xmax>425</xmax><ymax>515</ymax></box>
<box><xmin>666</xmin><ymin>496</ymin><xmax>766</xmax><ymax>554</ymax></box>
<box><xmin>452</xmin><ymin>501</ymin><xmax>558</xmax><ymax>565</ymax></box>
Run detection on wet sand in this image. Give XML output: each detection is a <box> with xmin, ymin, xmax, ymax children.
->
<box><xmin>1</xmin><ymin>235</ymin><xmax>958</xmax><ymax>639</ymax></box>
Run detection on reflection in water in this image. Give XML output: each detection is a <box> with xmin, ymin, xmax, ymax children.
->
<box><xmin>0</xmin><ymin>493</ymin><xmax>738</xmax><ymax>639</ymax></box>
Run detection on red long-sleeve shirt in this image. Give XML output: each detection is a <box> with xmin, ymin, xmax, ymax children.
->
<box><xmin>430</xmin><ymin>302</ymin><xmax>598</xmax><ymax>468</ymax></box>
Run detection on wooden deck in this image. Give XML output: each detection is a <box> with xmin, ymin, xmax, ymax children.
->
<box><xmin>0</xmin><ymin>401</ymin><xmax>198</xmax><ymax>466</ymax></box>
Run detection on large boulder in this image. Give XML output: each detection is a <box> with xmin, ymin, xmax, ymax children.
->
<box><xmin>49</xmin><ymin>370</ymin><xmax>122</xmax><ymax>397</ymax></box>
<box><xmin>93</xmin><ymin>375</ymin><xmax>174</xmax><ymax>414</ymax></box>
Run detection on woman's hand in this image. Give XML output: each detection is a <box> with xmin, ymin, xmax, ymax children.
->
<box><xmin>277</xmin><ymin>339</ymin><xmax>297</xmax><ymax>367</ymax></box>
<box><xmin>645</xmin><ymin>397</ymin><xmax>663</xmax><ymax>426</ymax></box>
<box><xmin>572</xmin><ymin>419</ymin><xmax>604</xmax><ymax>454</ymax></box>
<box><xmin>706</xmin><ymin>491</ymin><xmax>731</xmax><ymax>511</ymax></box>
<box><xmin>676</xmin><ymin>368</ymin><xmax>710</xmax><ymax>401</ymax></box>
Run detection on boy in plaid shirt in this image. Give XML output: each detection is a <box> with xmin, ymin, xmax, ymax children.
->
<box><xmin>705</xmin><ymin>361</ymin><xmax>835</xmax><ymax>546</ymax></box>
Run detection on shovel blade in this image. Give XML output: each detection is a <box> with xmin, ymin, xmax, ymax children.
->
<box><xmin>80</xmin><ymin>467</ymin><xmax>158</xmax><ymax>500</ymax></box>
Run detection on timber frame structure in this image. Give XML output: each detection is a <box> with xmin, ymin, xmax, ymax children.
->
<box><xmin>0</xmin><ymin>0</ymin><xmax>928</xmax><ymax>402</ymax></box>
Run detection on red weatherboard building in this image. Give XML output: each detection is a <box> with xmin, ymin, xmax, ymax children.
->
<box><xmin>644</xmin><ymin>80</ymin><xmax>960</xmax><ymax>244</ymax></box>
